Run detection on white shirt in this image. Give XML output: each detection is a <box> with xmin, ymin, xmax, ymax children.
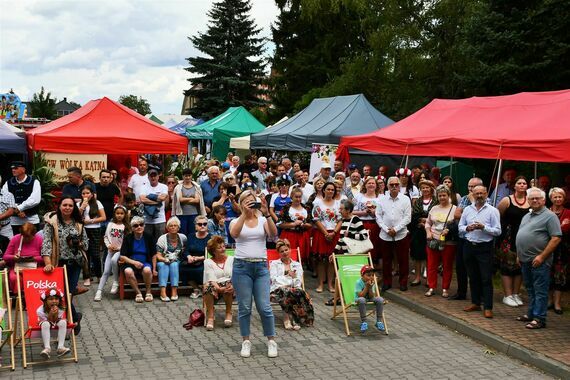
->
<box><xmin>128</xmin><ymin>173</ymin><xmax>149</xmax><ymax>202</ymax></box>
<box><xmin>141</xmin><ymin>182</ymin><xmax>168</xmax><ymax>224</ymax></box>
<box><xmin>2</xmin><ymin>176</ymin><xmax>41</xmax><ymax>225</ymax></box>
<box><xmin>269</xmin><ymin>259</ymin><xmax>303</xmax><ymax>292</ymax></box>
<box><xmin>354</xmin><ymin>193</ymin><xmax>383</xmax><ymax>221</ymax></box>
<box><xmin>77</xmin><ymin>200</ymin><xmax>104</xmax><ymax>229</ymax></box>
<box><xmin>290</xmin><ymin>183</ymin><xmax>314</xmax><ymax>204</ymax></box>
<box><xmin>231</xmin><ymin>216</ymin><xmax>267</xmax><ymax>259</ymax></box>
<box><xmin>401</xmin><ymin>185</ymin><xmax>420</xmax><ymax>199</ymax></box>
<box><xmin>376</xmin><ymin>193</ymin><xmax>412</xmax><ymax>241</ymax></box>
<box><xmin>203</xmin><ymin>256</ymin><xmax>234</xmax><ymax>284</ymax></box>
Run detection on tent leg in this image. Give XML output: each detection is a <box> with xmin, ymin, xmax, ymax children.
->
<box><xmin>534</xmin><ymin>162</ymin><xmax>538</xmax><ymax>184</ymax></box>
<box><xmin>493</xmin><ymin>159</ymin><xmax>503</xmax><ymax>206</ymax></box>
<box><xmin>404</xmin><ymin>155</ymin><xmax>409</xmax><ymax>169</ymax></box>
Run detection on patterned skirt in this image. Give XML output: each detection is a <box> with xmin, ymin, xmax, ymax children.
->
<box><xmin>271</xmin><ymin>287</ymin><xmax>314</xmax><ymax>326</ymax></box>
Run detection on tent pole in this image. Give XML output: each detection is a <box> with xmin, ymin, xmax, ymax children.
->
<box><xmin>450</xmin><ymin>157</ymin><xmax>454</xmax><ymax>179</ymax></box>
<box><xmin>493</xmin><ymin>159</ymin><xmax>503</xmax><ymax>206</ymax></box>
<box><xmin>534</xmin><ymin>162</ymin><xmax>538</xmax><ymax>185</ymax></box>
<box><xmin>404</xmin><ymin>155</ymin><xmax>409</xmax><ymax>169</ymax></box>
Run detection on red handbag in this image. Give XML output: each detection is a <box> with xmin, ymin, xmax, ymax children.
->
<box><xmin>183</xmin><ymin>309</ymin><xmax>205</xmax><ymax>330</ymax></box>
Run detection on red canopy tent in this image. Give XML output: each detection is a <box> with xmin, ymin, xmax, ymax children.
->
<box><xmin>27</xmin><ymin>97</ymin><xmax>188</xmax><ymax>154</ymax></box>
<box><xmin>337</xmin><ymin>90</ymin><xmax>570</xmax><ymax>163</ymax></box>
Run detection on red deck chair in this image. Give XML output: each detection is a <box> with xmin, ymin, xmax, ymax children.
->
<box><xmin>267</xmin><ymin>247</ymin><xmax>304</xmax><ymax>290</ymax></box>
<box><xmin>15</xmin><ymin>267</ymin><xmax>79</xmax><ymax>368</ymax></box>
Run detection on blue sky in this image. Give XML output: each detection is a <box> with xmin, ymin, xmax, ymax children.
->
<box><xmin>0</xmin><ymin>0</ymin><xmax>279</xmax><ymax>115</ymax></box>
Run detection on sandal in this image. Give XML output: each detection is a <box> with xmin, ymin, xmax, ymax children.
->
<box><xmin>291</xmin><ymin>323</ymin><xmax>301</xmax><ymax>331</ymax></box>
<box><xmin>325</xmin><ymin>298</ymin><xmax>341</xmax><ymax>306</ymax></box>
<box><xmin>516</xmin><ymin>315</ymin><xmax>533</xmax><ymax>322</ymax></box>
<box><xmin>284</xmin><ymin>320</ymin><xmax>293</xmax><ymax>330</ymax></box>
<box><xmin>315</xmin><ymin>287</ymin><xmax>323</xmax><ymax>293</ymax></box>
<box><xmin>525</xmin><ymin>319</ymin><xmax>545</xmax><ymax>329</ymax></box>
<box><xmin>206</xmin><ymin>320</ymin><xmax>214</xmax><ymax>331</ymax></box>
<box><xmin>424</xmin><ymin>288</ymin><xmax>435</xmax><ymax>297</ymax></box>
<box><xmin>442</xmin><ymin>290</ymin><xmax>449</xmax><ymax>298</ymax></box>
<box><xmin>410</xmin><ymin>280</ymin><xmax>421</xmax><ymax>287</ymax></box>
<box><xmin>135</xmin><ymin>293</ymin><xmax>144</xmax><ymax>303</ymax></box>
<box><xmin>145</xmin><ymin>293</ymin><xmax>153</xmax><ymax>302</ymax></box>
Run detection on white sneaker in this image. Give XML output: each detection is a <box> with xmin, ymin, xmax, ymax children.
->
<box><xmin>240</xmin><ymin>340</ymin><xmax>252</xmax><ymax>358</ymax></box>
<box><xmin>94</xmin><ymin>290</ymin><xmax>102</xmax><ymax>302</ymax></box>
<box><xmin>503</xmin><ymin>295</ymin><xmax>518</xmax><ymax>307</ymax></box>
<box><xmin>513</xmin><ymin>294</ymin><xmax>523</xmax><ymax>306</ymax></box>
<box><xmin>110</xmin><ymin>282</ymin><xmax>119</xmax><ymax>294</ymax></box>
<box><xmin>267</xmin><ymin>340</ymin><xmax>278</xmax><ymax>358</ymax></box>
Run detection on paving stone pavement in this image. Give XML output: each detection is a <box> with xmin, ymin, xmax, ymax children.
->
<box><xmin>1</xmin><ymin>277</ymin><xmax>554</xmax><ymax>379</ymax></box>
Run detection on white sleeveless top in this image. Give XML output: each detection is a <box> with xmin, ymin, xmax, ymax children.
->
<box><xmin>231</xmin><ymin>216</ymin><xmax>267</xmax><ymax>259</ymax></box>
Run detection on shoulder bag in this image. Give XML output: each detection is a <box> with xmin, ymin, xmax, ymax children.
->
<box><xmin>344</xmin><ymin>216</ymin><xmax>373</xmax><ymax>254</ymax></box>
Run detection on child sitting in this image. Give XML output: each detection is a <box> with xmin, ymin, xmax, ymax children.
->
<box><xmin>37</xmin><ymin>288</ymin><xmax>71</xmax><ymax>359</ymax></box>
<box><xmin>355</xmin><ymin>265</ymin><xmax>385</xmax><ymax>333</ymax></box>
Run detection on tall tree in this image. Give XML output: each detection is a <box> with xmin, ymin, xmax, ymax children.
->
<box><xmin>29</xmin><ymin>87</ymin><xmax>57</xmax><ymax>120</ymax></box>
<box><xmin>118</xmin><ymin>94</ymin><xmax>152</xmax><ymax>116</ymax></box>
<box><xmin>185</xmin><ymin>0</ymin><xmax>265</xmax><ymax>119</ymax></box>
<box><xmin>459</xmin><ymin>0</ymin><xmax>570</xmax><ymax>96</ymax></box>
<box><xmin>270</xmin><ymin>0</ymin><xmax>367</xmax><ymax>120</ymax></box>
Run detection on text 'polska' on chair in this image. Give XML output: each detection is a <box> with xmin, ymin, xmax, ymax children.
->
<box><xmin>14</xmin><ymin>267</ymin><xmax>79</xmax><ymax>368</ymax></box>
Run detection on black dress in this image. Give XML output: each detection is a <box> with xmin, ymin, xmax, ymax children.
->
<box><xmin>497</xmin><ymin>197</ymin><xmax>529</xmax><ymax>275</ymax></box>
<box><xmin>410</xmin><ymin>197</ymin><xmax>436</xmax><ymax>261</ymax></box>
<box><xmin>179</xmin><ymin>233</ymin><xmax>211</xmax><ymax>285</ymax></box>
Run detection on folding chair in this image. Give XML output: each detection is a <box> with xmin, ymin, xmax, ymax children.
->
<box><xmin>331</xmin><ymin>253</ymin><xmax>389</xmax><ymax>336</ymax></box>
<box><xmin>0</xmin><ymin>269</ymin><xmax>15</xmax><ymax>370</ymax></box>
<box><xmin>15</xmin><ymin>267</ymin><xmax>79</xmax><ymax>368</ymax></box>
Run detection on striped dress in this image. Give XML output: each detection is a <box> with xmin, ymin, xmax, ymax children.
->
<box><xmin>334</xmin><ymin>215</ymin><xmax>368</xmax><ymax>254</ymax></box>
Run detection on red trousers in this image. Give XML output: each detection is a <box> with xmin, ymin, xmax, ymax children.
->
<box><xmin>426</xmin><ymin>245</ymin><xmax>456</xmax><ymax>290</ymax></box>
<box><xmin>380</xmin><ymin>236</ymin><xmax>410</xmax><ymax>287</ymax></box>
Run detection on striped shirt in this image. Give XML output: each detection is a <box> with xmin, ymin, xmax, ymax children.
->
<box><xmin>334</xmin><ymin>215</ymin><xmax>368</xmax><ymax>254</ymax></box>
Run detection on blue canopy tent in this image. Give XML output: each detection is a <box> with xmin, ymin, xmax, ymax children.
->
<box><xmin>0</xmin><ymin>120</ymin><xmax>26</xmax><ymax>153</ymax></box>
<box><xmin>169</xmin><ymin>117</ymin><xmax>204</xmax><ymax>135</ymax></box>
<box><xmin>250</xmin><ymin>94</ymin><xmax>394</xmax><ymax>151</ymax></box>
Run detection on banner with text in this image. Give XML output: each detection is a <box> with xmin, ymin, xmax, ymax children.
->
<box><xmin>309</xmin><ymin>144</ymin><xmax>337</xmax><ymax>181</ymax></box>
<box><xmin>45</xmin><ymin>153</ymin><xmax>107</xmax><ymax>182</ymax></box>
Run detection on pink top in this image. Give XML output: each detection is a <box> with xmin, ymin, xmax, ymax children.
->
<box><xmin>2</xmin><ymin>234</ymin><xmax>44</xmax><ymax>266</ymax></box>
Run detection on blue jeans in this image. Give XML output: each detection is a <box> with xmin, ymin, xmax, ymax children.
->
<box><xmin>232</xmin><ymin>259</ymin><xmax>275</xmax><ymax>337</ymax></box>
<box><xmin>521</xmin><ymin>261</ymin><xmax>550</xmax><ymax>324</ymax></box>
<box><xmin>157</xmin><ymin>261</ymin><xmax>179</xmax><ymax>287</ymax></box>
<box><xmin>64</xmin><ymin>262</ymin><xmax>82</xmax><ymax>322</ymax></box>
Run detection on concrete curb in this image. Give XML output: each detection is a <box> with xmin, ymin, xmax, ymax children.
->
<box><xmin>385</xmin><ymin>291</ymin><xmax>570</xmax><ymax>379</ymax></box>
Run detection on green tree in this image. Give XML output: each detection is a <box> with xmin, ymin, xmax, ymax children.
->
<box><xmin>118</xmin><ymin>95</ymin><xmax>152</xmax><ymax>115</ymax></box>
<box><xmin>459</xmin><ymin>0</ymin><xmax>570</xmax><ymax>96</ymax></box>
<box><xmin>270</xmin><ymin>0</ymin><xmax>367</xmax><ymax>120</ymax></box>
<box><xmin>185</xmin><ymin>0</ymin><xmax>265</xmax><ymax>119</ymax></box>
<box><xmin>29</xmin><ymin>87</ymin><xmax>57</xmax><ymax>120</ymax></box>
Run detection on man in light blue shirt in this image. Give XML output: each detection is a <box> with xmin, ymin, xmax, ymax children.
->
<box><xmin>458</xmin><ymin>185</ymin><xmax>501</xmax><ymax>318</ymax></box>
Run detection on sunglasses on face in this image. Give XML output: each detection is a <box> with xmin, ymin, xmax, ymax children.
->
<box><xmin>389</xmin><ymin>183</ymin><xmax>400</xmax><ymax>187</ymax></box>
<box><xmin>196</xmin><ymin>222</ymin><xmax>208</xmax><ymax>227</ymax></box>
<box><xmin>132</xmin><ymin>223</ymin><xmax>144</xmax><ymax>228</ymax></box>
<box><xmin>167</xmin><ymin>181</ymin><xmax>176</xmax><ymax>185</ymax></box>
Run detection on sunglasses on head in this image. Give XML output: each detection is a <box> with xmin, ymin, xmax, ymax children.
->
<box><xmin>132</xmin><ymin>223</ymin><xmax>144</xmax><ymax>228</ymax></box>
<box><xmin>196</xmin><ymin>222</ymin><xmax>208</xmax><ymax>227</ymax></box>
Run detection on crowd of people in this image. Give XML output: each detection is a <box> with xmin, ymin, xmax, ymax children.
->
<box><xmin>1</xmin><ymin>153</ymin><xmax>569</xmax><ymax>359</ymax></box>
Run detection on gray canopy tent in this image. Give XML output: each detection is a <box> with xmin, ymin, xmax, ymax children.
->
<box><xmin>250</xmin><ymin>94</ymin><xmax>394</xmax><ymax>151</ymax></box>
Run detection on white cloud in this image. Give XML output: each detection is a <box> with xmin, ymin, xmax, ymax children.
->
<box><xmin>0</xmin><ymin>0</ymin><xmax>279</xmax><ymax>114</ymax></box>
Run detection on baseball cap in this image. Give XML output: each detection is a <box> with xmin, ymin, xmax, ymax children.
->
<box><xmin>148</xmin><ymin>164</ymin><xmax>160</xmax><ymax>175</ymax></box>
<box><xmin>276</xmin><ymin>174</ymin><xmax>292</xmax><ymax>185</ymax></box>
<box><xmin>321</xmin><ymin>162</ymin><xmax>331</xmax><ymax>169</ymax></box>
<box><xmin>348</xmin><ymin>163</ymin><xmax>357</xmax><ymax>170</ymax></box>
<box><xmin>10</xmin><ymin>161</ymin><xmax>25</xmax><ymax>169</ymax></box>
<box><xmin>360</xmin><ymin>265</ymin><xmax>374</xmax><ymax>276</ymax></box>
<box><xmin>221</xmin><ymin>162</ymin><xmax>231</xmax><ymax>170</ymax></box>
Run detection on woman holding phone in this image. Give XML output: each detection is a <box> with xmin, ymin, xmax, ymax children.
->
<box><xmin>230</xmin><ymin>190</ymin><xmax>278</xmax><ymax>359</ymax></box>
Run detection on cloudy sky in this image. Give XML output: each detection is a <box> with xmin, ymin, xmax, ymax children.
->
<box><xmin>0</xmin><ymin>0</ymin><xmax>279</xmax><ymax>115</ymax></box>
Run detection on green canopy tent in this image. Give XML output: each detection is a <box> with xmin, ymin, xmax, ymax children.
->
<box><xmin>186</xmin><ymin>106</ymin><xmax>265</xmax><ymax>160</ymax></box>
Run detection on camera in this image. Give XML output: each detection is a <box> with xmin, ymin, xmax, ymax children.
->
<box><xmin>66</xmin><ymin>234</ymin><xmax>81</xmax><ymax>253</ymax></box>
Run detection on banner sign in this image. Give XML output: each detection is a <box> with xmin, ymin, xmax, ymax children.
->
<box><xmin>309</xmin><ymin>143</ymin><xmax>337</xmax><ymax>181</ymax></box>
<box><xmin>44</xmin><ymin>153</ymin><xmax>107</xmax><ymax>182</ymax></box>
<box><xmin>21</xmin><ymin>267</ymin><xmax>68</xmax><ymax>327</ymax></box>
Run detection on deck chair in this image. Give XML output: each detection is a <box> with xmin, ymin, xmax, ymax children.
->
<box><xmin>331</xmin><ymin>253</ymin><xmax>389</xmax><ymax>336</ymax></box>
<box><xmin>0</xmin><ymin>269</ymin><xmax>15</xmax><ymax>370</ymax></box>
<box><xmin>15</xmin><ymin>267</ymin><xmax>79</xmax><ymax>368</ymax></box>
